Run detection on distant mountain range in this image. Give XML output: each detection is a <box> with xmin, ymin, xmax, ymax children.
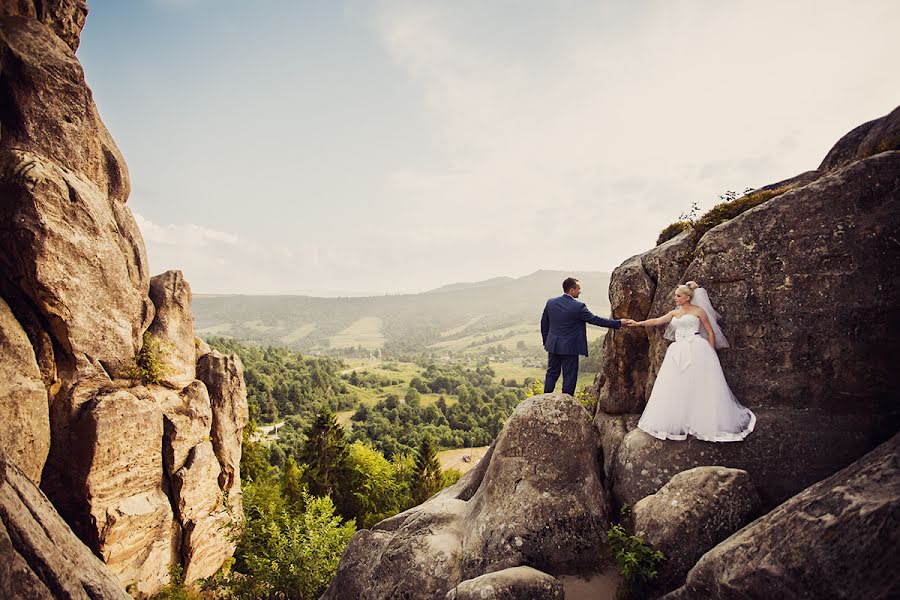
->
<box><xmin>192</xmin><ymin>270</ymin><xmax>612</xmax><ymax>354</ymax></box>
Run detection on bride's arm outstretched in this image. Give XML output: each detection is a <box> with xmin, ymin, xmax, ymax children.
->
<box><xmin>631</xmin><ymin>310</ymin><xmax>677</xmax><ymax>327</ymax></box>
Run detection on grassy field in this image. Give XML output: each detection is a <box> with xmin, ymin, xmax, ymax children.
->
<box><xmin>437</xmin><ymin>446</ymin><xmax>490</xmax><ymax>474</ymax></box>
<box><xmin>327</xmin><ymin>316</ymin><xmax>386</xmax><ymax>350</ymax></box>
<box><xmin>342</xmin><ymin>361</ymin><xmax>457</xmax><ymax>408</ymax></box>
<box><xmin>280</xmin><ymin>323</ymin><xmax>316</xmax><ymax>344</ymax></box>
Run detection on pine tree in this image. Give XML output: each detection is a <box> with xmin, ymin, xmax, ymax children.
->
<box><xmin>411</xmin><ymin>436</ymin><xmax>442</xmax><ymax>505</ymax></box>
<box><xmin>299</xmin><ymin>406</ymin><xmax>349</xmax><ymax>499</ymax></box>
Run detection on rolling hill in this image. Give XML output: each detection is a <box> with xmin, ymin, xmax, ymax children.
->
<box><xmin>192</xmin><ymin>270</ymin><xmax>612</xmax><ymax>355</ymax></box>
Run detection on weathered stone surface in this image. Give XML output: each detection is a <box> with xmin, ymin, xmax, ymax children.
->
<box><xmin>446</xmin><ymin>566</ymin><xmax>564</xmax><ymax>600</ymax></box>
<box><xmin>171</xmin><ymin>441</ymin><xmax>233</xmax><ymax>583</ymax></box>
<box><xmin>591</xmin><ymin>253</ymin><xmax>655</xmax><ymax>414</ymax></box>
<box><xmin>0</xmin><ymin>0</ymin><xmax>88</xmax><ymax>52</ymax></box>
<box><xmin>195</xmin><ymin>336</ymin><xmax>211</xmax><ymax>357</ymax></box>
<box><xmin>161</xmin><ymin>381</ymin><xmax>213</xmax><ymax>477</ymax></box>
<box><xmin>594</xmin><ymin>411</ymin><xmax>639</xmax><ymax>487</ymax></box>
<box><xmin>818</xmin><ymin>105</ymin><xmax>900</xmax><ymax>173</ymax></box>
<box><xmin>0</xmin><ymin>16</ymin><xmax>152</xmax><ymax>379</ymax></box>
<box><xmin>663</xmin><ymin>431</ymin><xmax>900</xmax><ymax>600</ymax></box>
<box><xmin>147</xmin><ymin>270</ymin><xmax>196</xmax><ymax>389</ymax></box>
<box><xmin>197</xmin><ymin>350</ymin><xmax>248</xmax><ymax>514</ymax></box>
<box><xmin>609</xmin><ymin>408</ymin><xmax>885</xmax><ymax>511</ymax></box>
<box><xmin>632</xmin><ymin>467</ymin><xmax>761</xmax><ymax>596</ymax></box>
<box><xmin>460</xmin><ymin>394</ymin><xmax>610</xmax><ymax>579</ymax></box>
<box><xmin>0</xmin><ymin>450</ymin><xmax>130</xmax><ymax>600</ymax></box>
<box><xmin>0</xmin><ymin>296</ymin><xmax>49</xmax><ymax>483</ymax></box>
<box><xmin>323</xmin><ymin>394</ymin><xmax>611</xmax><ymax>599</ymax></box>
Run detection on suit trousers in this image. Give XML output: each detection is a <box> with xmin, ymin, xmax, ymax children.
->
<box><xmin>544</xmin><ymin>352</ymin><xmax>579</xmax><ymax>395</ymax></box>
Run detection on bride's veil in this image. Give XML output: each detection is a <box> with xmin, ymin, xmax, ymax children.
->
<box><xmin>664</xmin><ymin>287</ymin><xmax>730</xmax><ymax>349</ymax></box>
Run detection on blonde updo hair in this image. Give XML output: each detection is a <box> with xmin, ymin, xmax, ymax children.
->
<box><xmin>675</xmin><ymin>280</ymin><xmax>700</xmax><ymax>298</ymax></box>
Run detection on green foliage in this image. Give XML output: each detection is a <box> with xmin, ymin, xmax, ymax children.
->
<box><xmin>525</xmin><ymin>379</ymin><xmax>544</xmax><ymax>398</ymax></box>
<box><xmin>693</xmin><ymin>186</ymin><xmax>790</xmax><ymax>237</ymax></box>
<box><xmin>125</xmin><ymin>332</ymin><xmax>173</xmax><ymax>385</ymax></box>
<box><xmin>341</xmin><ymin>441</ymin><xmax>403</xmax><ymax>527</ymax></box>
<box><xmin>299</xmin><ymin>407</ymin><xmax>351</xmax><ymax>499</ymax></box>
<box><xmin>575</xmin><ymin>386</ymin><xmax>596</xmax><ymax>414</ymax></box>
<box><xmin>150</xmin><ymin>564</ymin><xmax>202</xmax><ymax>600</ymax></box>
<box><xmin>350</xmin><ymin>362</ymin><xmax>524</xmax><ymax>457</ymax></box>
<box><xmin>208</xmin><ymin>337</ymin><xmax>355</xmax><ymax>428</ymax></box>
<box><xmin>607</xmin><ymin>524</ymin><xmax>666</xmax><ymax>599</ymax></box>
<box><xmin>411</xmin><ymin>436</ymin><xmax>443</xmax><ymax>504</ymax></box>
<box><xmin>210</xmin><ymin>480</ymin><xmax>355</xmax><ymax>599</ymax></box>
<box><xmin>656</xmin><ymin>221</ymin><xmax>692</xmax><ymax>246</ymax></box>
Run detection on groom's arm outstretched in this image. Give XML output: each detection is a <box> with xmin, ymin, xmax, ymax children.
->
<box><xmin>579</xmin><ymin>304</ymin><xmax>629</xmax><ymax>329</ymax></box>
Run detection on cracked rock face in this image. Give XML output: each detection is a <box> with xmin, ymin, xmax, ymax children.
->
<box><xmin>0</xmin><ymin>450</ymin><xmax>131</xmax><ymax>600</ymax></box>
<box><xmin>148</xmin><ymin>270</ymin><xmax>197</xmax><ymax>389</ymax></box>
<box><xmin>322</xmin><ymin>394</ymin><xmax>610</xmax><ymax>600</ymax></box>
<box><xmin>662</xmin><ymin>432</ymin><xmax>900</xmax><ymax>600</ymax></box>
<box><xmin>446</xmin><ymin>566</ymin><xmax>564</xmax><ymax>600</ymax></box>
<box><xmin>632</xmin><ymin>466</ymin><xmax>761</xmax><ymax>596</ymax></box>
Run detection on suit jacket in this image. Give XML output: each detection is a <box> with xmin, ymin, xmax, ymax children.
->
<box><xmin>541</xmin><ymin>294</ymin><xmax>621</xmax><ymax>356</ymax></box>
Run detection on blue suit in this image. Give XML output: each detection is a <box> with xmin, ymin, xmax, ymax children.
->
<box><xmin>541</xmin><ymin>294</ymin><xmax>621</xmax><ymax>395</ymax></box>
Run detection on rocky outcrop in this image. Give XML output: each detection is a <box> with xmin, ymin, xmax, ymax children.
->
<box><xmin>0</xmin><ymin>450</ymin><xmax>130</xmax><ymax>600</ymax></box>
<box><xmin>632</xmin><ymin>467</ymin><xmax>760</xmax><ymax>596</ymax></box>
<box><xmin>197</xmin><ymin>351</ymin><xmax>249</xmax><ymax>513</ymax></box>
<box><xmin>0</xmin><ymin>296</ymin><xmax>49</xmax><ymax>483</ymax></box>
<box><xmin>0</xmin><ymin>4</ymin><xmax>248</xmax><ymax>596</ymax></box>
<box><xmin>592</xmin><ymin>106</ymin><xmax>900</xmax><ymax>512</ymax></box>
<box><xmin>446</xmin><ymin>566</ymin><xmax>564</xmax><ymax>600</ymax></box>
<box><xmin>148</xmin><ymin>270</ymin><xmax>196</xmax><ymax>389</ymax></box>
<box><xmin>323</xmin><ymin>394</ymin><xmax>610</xmax><ymax>599</ymax></box>
<box><xmin>663</xmin><ymin>431</ymin><xmax>900</xmax><ymax>600</ymax></box>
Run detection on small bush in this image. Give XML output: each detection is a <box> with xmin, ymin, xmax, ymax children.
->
<box><xmin>607</xmin><ymin>524</ymin><xmax>665</xmax><ymax>599</ymax></box>
<box><xmin>125</xmin><ymin>331</ymin><xmax>173</xmax><ymax>385</ymax></box>
<box><xmin>656</xmin><ymin>221</ymin><xmax>692</xmax><ymax>246</ymax></box>
<box><xmin>693</xmin><ymin>186</ymin><xmax>791</xmax><ymax>237</ymax></box>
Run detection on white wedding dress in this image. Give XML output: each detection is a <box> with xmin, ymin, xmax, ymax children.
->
<box><xmin>637</xmin><ymin>314</ymin><xmax>756</xmax><ymax>442</ymax></box>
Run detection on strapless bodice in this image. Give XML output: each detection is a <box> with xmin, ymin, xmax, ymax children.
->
<box><xmin>671</xmin><ymin>314</ymin><xmax>700</xmax><ymax>341</ymax></box>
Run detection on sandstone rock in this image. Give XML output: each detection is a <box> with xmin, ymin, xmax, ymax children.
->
<box><xmin>0</xmin><ymin>16</ymin><xmax>152</xmax><ymax>379</ymax></box>
<box><xmin>609</xmin><ymin>408</ymin><xmax>885</xmax><ymax>511</ymax></box>
<box><xmin>0</xmin><ymin>451</ymin><xmax>130</xmax><ymax>600</ymax></box>
<box><xmin>0</xmin><ymin>0</ymin><xmax>88</xmax><ymax>52</ymax></box>
<box><xmin>593</xmin><ymin>411</ymin><xmax>639</xmax><ymax>487</ymax></box>
<box><xmin>171</xmin><ymin>441</ymin><xmax>233</xmax><ymax>583</ymax></box>
<box><xmin>446</xmin><ymin>566</ymin><xmax>564</xmax><ymax>600</ymax></box>
<box><xmin>197</xmin><ymin>350</ymin><xmax>249</xmax><ymax>514</ymax></box>
<box><xmin>195</xmin><ymin>337</ymin><xmax>211</xmax><ymax>357</ymax></box>
<box><xmin>60</xmin><ymin>388</ymin><xmax>175</xmax><ymax>597</ymax></box>
<box><xmin>663</xmin><ymin>431</ymin><xmax>900</xmax><ymax>600</ymax></box>
<box><xmin>632</xmin><ymin>467</ymin><xmax>761</xmax><ymax>596</ymax></box>
<box><xmin>460</xmin><ymin>394</ymin><xmax>610</xmax><ymax>579</ymax></box>
<box><xmin>323</xmin><ymin>394</ymin><xmax>611</xmax><ymax>599</ymax></box>
<box><xmin>0</xmin><ymin>296</ymin><xmax>49</xmax><ymax>483</ymax></box>
<box><xmin>147</xmin><ymin>271</ymin><xmax>196</xmax><ymax>389</ymax></box>
<box><xmin>161</xmin><ymin>381</ymin><xmax>213</xmax><ymax>477</ymax></box>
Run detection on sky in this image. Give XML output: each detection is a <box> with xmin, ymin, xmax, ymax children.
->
<box><xmin>77</xmin><ymin>0</ymin><xmax>900</xmax><ymax>296</ymax></box>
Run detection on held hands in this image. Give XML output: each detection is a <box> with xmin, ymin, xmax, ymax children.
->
<box><xmin>621</xmin><ymin>318</ymin><xmax>638</xmax><ymax>327</ymax></box>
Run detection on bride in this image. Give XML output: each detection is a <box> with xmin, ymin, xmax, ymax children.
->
<box><xmin>627</xmin><ymin>281</ymin><xmax>756</xmax><ymax>442</ymax></box>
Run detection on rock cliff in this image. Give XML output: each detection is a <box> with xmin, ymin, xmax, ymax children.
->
<box><xmin>0</xmin><ymin>1</ymin><xmax>248</xmax><ymax>596</ymax></box>
<box><xmin>593</xmin><ymin>106</ymin><xmax>900</xmax><ymax>511</ymax></box>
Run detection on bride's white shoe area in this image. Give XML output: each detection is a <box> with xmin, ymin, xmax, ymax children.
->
<box><xmin>638</xmin><ymin>315</ymin><xmax>756</xmax><ymax>442</ymax></box>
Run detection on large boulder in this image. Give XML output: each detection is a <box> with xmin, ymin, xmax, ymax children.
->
<box><xmin>446</xmin><ymin>566</ymin><xmax>564</xmax><ymax>600</ymax></box>
<box><xmin>322</xmin><ymin>394</ymin><xmax>611</xmax><ymax>599</ymax></box>
<box><xmin>632</xmin><ymin>467</ymin><xmax>761</xmax><ymax>596</ymax></box>
<box><xmin>0</xmin><ymin>296</ymin><xmax>49</xmax><ymax>483</ymax></box>
<box><xmin>663</xmin><ymin>431</ymin><xmax>900</xmax><ymax>600</ymax></box>
<box><xmin>592</xmin><ymin>108</ymin><xmax>900</xmax><ymax>513</ymax></box>
<box><xmin>147</xmin><ymin>270</ymin><xmax>196</xmax><ymax>389</ymax></box>
<box><xmin>0</xmin><ymin>450</ymin><xmax>130</xmax><ymax>600</ymax></box>
<box><xmin>197</xmin><ymin>350</ymin><xmax>249</xmax><ymax>514</ymax></box>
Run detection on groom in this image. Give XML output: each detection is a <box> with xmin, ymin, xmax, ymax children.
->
<box><xmin>541</xmin><ymin>277</ymin><xmax>633</xmax><ymax>395</ymax></box>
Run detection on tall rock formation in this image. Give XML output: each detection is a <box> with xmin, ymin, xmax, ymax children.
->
<box><xmin>592</xmin><ymin>106</ymin><xmax>900</xmax><ymax>511</ymax></box>
<box><xmin>0</xmin><ymin>2</ymin><xmax>249</xmax><ymax>595</ymax></box>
